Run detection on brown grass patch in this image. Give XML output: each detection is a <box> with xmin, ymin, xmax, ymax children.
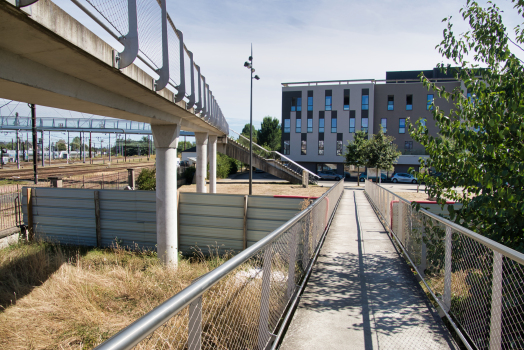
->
<box><xmin>179</xmin><ymin>183</ymin><xmax>328</xmax><ymax>197</ymax></box>
<box><xmin>0</xmin><ymin>241</ymin><xmax>227</xmax><ymax>349</ymax></box>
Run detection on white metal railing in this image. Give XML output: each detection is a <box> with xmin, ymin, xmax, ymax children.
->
<box><xmin>365</xmin><ymin>181</ymin><xmax>524</xmax><ymax>350</ymax></box>
<box><xmin>229</xmin><ymin>129</ymin><xmax>320</xmax><ymax>183</ymax></box>
<box><xmin>95</xmin><ymin>179</ymin><xmax>344</xmax><ymax>349</ymax></box>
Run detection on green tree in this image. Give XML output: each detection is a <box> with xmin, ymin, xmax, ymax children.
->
<box><xmin>365</xmin><ymin>130</ymin><xmax>401</xmax><ymax>184</ymax></box>
<box><xmin>257</xmin><ymin>116</ymin><xmax>281</xmax><ymax>151</ymax></box>
<box><xmin>136</xmin><ymin>168</ymin><xmax>156</xmax><ymax>190</ymax></box>
<box><xmin>411</xmin><ymin>0</ymin><xmax>524</xmax><ymax>251</ymax></box>
<box><xmin>241</xmin><ymin>123</ymin><xmax>257</xmax><ymax>144</ymax></box>
<box><xmin>344</xmin><ymin>131</ymin><xmax>369</xmax><ymax>187</ymax></box>
<box><xmin>56</xmin><ymin>139</ymin><xmax>67</xmax><ymax>152</ymax></box>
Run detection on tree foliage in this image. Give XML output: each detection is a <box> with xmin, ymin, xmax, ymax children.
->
<box><xmin>411</xmin><ymin>0</ymin><xmax>524</xmax><ymax>251</ymax></box>
<box><xmin>136</xmin><ymin>168</ymin><xmax>156</xmax><ymax>190</ymax></box>
<box><xmin>344</xmin><ymin>131</ymin><xmax>369</xmax><ymax>186</ymax></box>
<box><xmin>257</xmin><ymin>116</ymin><xmax>281</xmax><ymax>151</ymax></box>
<box><xmin>365</xmin><ymin>129</ymin><xmax>401</xmax><ymax>173</ymax></box>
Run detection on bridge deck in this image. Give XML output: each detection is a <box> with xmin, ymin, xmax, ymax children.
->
<box><xmin>280</xmin><ymin>188</ymin><xmax>458</xmax><ymax>350</ymax></box>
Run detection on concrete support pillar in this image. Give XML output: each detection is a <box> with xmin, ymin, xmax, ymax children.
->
<box><xmin>151</xmin><ymin>124</ymin><xmax>180</xmax><ymax>266</ymax></box>
<box><xmin>208</xmin><ymin>135</ymin><xmax>217</xmax><ymax>193</ymax></box>
<box><xmin>194</xmin><ymin>132</ymin><xmax>208</xmax><ymax>193</ymax></box>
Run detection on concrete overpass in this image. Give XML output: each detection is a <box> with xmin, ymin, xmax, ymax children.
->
<box><xmin>0</xmin><ymin>0</ymin><xmax>228</xmax><ymax>266</ymax></box>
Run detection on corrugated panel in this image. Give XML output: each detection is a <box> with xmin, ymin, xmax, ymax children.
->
<box><xmin>33</xmin><ymin>206</ymin><xmax>94</xmax><ymax>219</ymax></box>
<box><xmin>179</xmin><ymin>225</ymin><xmax>243</xmax><ymax>241</ymax></box>
<box><xmin>33</xmin><ymin>215</ymin><xmax>96</xmax><ymax>229</ymax></box>
<box><xmin>100</xmin><ymin>200</ymin><xmax>156</xmax><ymax>212</ymax></box>
<box><xmin>33</xmin><ymin>187</ymin><xmax>96</xmax><ymax>199</ymax></box>
<box><xmin>247</xmin><ymin>218</ymin><xmax>288</xmax><ymax>232</ymax></box>
<box><xmin>33</xmin><ymin>197</ymin><xmax>94</xmax><ymax>209</ymax></box>
<box><xmin>100</xmin><ymin>210</ymin><xmax>156</xmax><ymax>222</ymax></box>
<box><xmin>247</xmin><ymin>207</ymin><xmax>299</xmax><ymax>221</ymax></box>
<box><xmin>180</xmin><ymin>214</ymin><xmax>244</xmax><ymax>230</ymax></box>
<box><xmin>180</xmin><ymin>203</ymin><xmax>243</xmax><ymax>218</ymax></box>
<box><xmin>98</xmin><ymin>190</ymin><xmax>155</xmax><ymax>202</ymax></box>
<box><xmin>248</xmin><ymin>196</ymin><xmax>304</xmax><ymax>210</ymax></box>
<box><xmin>180</xmin><ymin>192</ymin><xmax>244</xmax><ymax>207</ymax></box>
<box><xmin>101</xmin><ymin>220</ymin><xmax>155</xmax><ymax>233</ymax></box>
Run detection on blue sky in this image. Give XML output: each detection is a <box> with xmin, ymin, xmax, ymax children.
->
<box><xmin>1</xmin><ymin>0</ymin><xmax>523</xmax><ymax>146</ymax></box>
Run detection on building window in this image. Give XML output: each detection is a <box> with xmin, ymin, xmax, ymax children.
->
<box><xmin>361</xmin><ymin>117</ymin><xmax>368</xmax><ymax>133</ymax></box>
<box><xmin>319</xmin><ymin>116</ymin><xmax>325</xmax><ymax>133</ymax></box>
<box><xmin>325</xmin><ymin>95</ymin><xmax>332</xmax><ymax>110</ymax></box>
<box><xmin>283</xmin><ymin>140</ymin><xmax>290</xmax><ymax>155</ymax></box>
<box><xmin>307</xmin><ymin>118</ymin><xmax>313</xmax><ymax>133</ymax></box>
<box><xmin>427</xmin><ymin>94</ymin><xmax>434</xmax><ymax>110</ymax></box>
<box><xmin>296</xmin><ymin>118</ymin><xmax>301</xmax><ymax>133</ymax></box>
<box><xmin>344</xmin><ymin>89</ymin><xmax>350</xmax><ymax>110</ymax></box>
<box><xmin>405</xmin><ymin>141</ymin><xmax>413</xmax><ymax>150</ymax></box>
<box><xmin>399</xmin><ymin>118</ymin><xmax>406</xmax><ymax>134</ymax></box>
<box><xmin>291</xmin><ymin>97</ymin><xmax>302</xmax><ymax>112</ymax></box>
<box><xmin>349</xmin><ymin>111</ymin><xmax>355</xmax><ymax>133</ymax></box>
<box><xmin>307</xmin><ymin>96</ymin><xmax>313</xmax><ymax>111</ymax></box>
<box><xmin>318</xmin><ymin>140</ymin><xmax>324</xmax><ymax>155</ymax></box>
<box><xmin>331</xmin><ymin>117</ymin><xmax>337</xmax><ymax>133</ymax></box>
<box><xmin>301</xmin><ymin>140</ymin><xmax>307</xmax><ymax>155</ymax></box>
<box><xmin>387</xmin><ymin>95</ymin><xmax>394</xmax><ymax>111</ymax></box>
<box><xmin>381</xmin><ymin>118</ymin><xmax>387</xmax><ymax>133</ymax></box>
<box><xmin>284</xmin><ymin>119</ymin><xmax>290</xmax><ymax>133</ymax></box>
<box><xmin>362</xmin><ymin>93</ymin><xmax>369</xmax><ymax>110</ymax></box>
<box><xmin>336</xmin><ymin>141</ymin><xmax>343</xmax><ymax>156</ymax></box>
<box><xmin>421</xmin><ymin>118</ymin><xmax>426</xmax><ymax>127</ymax></box>
<box><xmin>406</xmin><ymin>95</ymin><xmax>413</xmax><ymax>111</ymax></box>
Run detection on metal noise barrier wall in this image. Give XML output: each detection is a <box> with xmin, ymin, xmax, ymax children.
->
<box><xmin>95</xmin><ymin>179</ymin><xmax>345</xmax><ymax>350</ymax></box>
<box><xmin>21</xmin><ymin>188</ymin><xmax>307</xmax><ymax>253</ymax></box>
<box><xmin>365</xmin><ymin>181</ymin><xmax>524</xmax><ymax>350</ymax></box>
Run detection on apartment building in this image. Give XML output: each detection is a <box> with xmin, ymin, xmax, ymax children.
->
<box><xmin>281</xmin><ymin>69</ymin><xmax>461</xmax><ymax>175</ymax></box>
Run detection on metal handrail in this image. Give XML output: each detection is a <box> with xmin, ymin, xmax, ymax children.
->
<box><xmin>367</xmin><ymin>182</ymin><xmax>524</xmax><ymax>265</ymax></box>
<box><xmin>229</xmin><ymin>129</ymin><xmax>321</xmax><ymax>179</ymax></box>
<box><xmin>281</xmin><ymin>78</ymin><xmax>459</xmax><ymax>87</ymax></box>
<box><xmin>96</xmin><ymin>179</ymin><xmax>345</xmax><ymax>349</ymax></box>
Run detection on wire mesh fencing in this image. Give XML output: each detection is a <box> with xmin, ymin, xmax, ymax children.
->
<box><xmin>96</xmin><ymin>179</ymin><xmax>344</xmax><ymax>350</ymax></box>
<box><xmin>365</xmin><ymin>181</ymin><xmax>524</xmax><ymax>350</ymax></box>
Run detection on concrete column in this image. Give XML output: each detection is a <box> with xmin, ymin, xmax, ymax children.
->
<box><xmin>151</xmin><ymin>124</ymin><xmax>180</xmax><ymax>266</ymax></box>
<box><xmin>208</xmin><ymin>135</ymin><xmax>217</xmax><ymax>193</ymax></box>
<box><xmin>194</xmin><ymin>132</ymin><xmax>208</xmax><ymax>193</ymax></box>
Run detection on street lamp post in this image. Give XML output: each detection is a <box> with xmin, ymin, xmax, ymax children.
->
<box><xmin>244</xmin><ymin>45</ymin><xmax>260</xmax><ymax>195</ymax></box>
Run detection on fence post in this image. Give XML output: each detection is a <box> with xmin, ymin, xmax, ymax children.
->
<box><xmin>26</xmin><ymin>187</ymin><xmax>34</xmax><ymax>241</ymax></box>
<box><xmin>488</xmin><ymin>251</ymin><xmax>503</xmax><ymax>350</ymax></box>
<box><xmin>188</xmin><ymin>296</ymin><xmax>202</xmax><ymax>350</ymax></box>
<box><xmin>128</xmin><ymin>168</ymin><xmax>135</xmax><ymax>189</ymax></box>
<box><xmin>397</xmin><ymin>200</ymin><xmax>403</xmax><ymax>244</ymax></box>
<box><xmin>258</xmin><ymin>245</ymin><xmax>274</xmax><ymax>350</ymax></box>
<box><xmin>443</xmin><ymin>226</ymin><xmax>452</xmax><ymax>311</ymax></box>
<box><xmin>243</xmin><ymin>195</ymin><xmax>248</xmax><ymax>250</ymax></box>
<box><xmin>287</xmin><ymin>227</ymin><xmax>298</xmax><ymax>299</ymax></box>
<box><xmin>94</xmin><ymin>191</ymin><xmax>101</xmax><ymax>247</ymax></box>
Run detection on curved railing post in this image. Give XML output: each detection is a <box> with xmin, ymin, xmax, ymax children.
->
<box><xmin>186</xmin><ymin>51</ymin><xmax>196</xmax><ymax>109</ymax></box>
<box><xmin>116</xmin><ymin>0</ymin><xmax>138</xmax><ymax>69</ymax></box>
<box><xmin>194</xmin><ymin>64</ymin><xmax>202</xmax><ymax>113</ymax></box>
<box><xmin>174</xmin><ymin>30</ymin><xmax>186</xmax><ymax>101</ymax></box>
<box><xmin>154</xmin><ymin>0</ymin><xmax>169</xmax><ymax>91</ymax></box>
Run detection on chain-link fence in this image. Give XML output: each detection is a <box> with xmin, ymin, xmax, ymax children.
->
<box><xmin>95</xmin><ymin>179</ymin><xmax>344</xmax><ymax>350</ymax></box>
<box><xmin>365</xmin><ymin>181</ymin><xmax>524</xmax><ymax>350</ymax></box>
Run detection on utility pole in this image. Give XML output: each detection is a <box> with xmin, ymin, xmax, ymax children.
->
<box><xmin>124</xmin><ymin>133</ymin><xmax>127</xmax><ymax>162</ymax></box>
<box><xmin>16</xmin><ymin>130</ymin><xmax>20</xmax><ymax>169</ymax></box>
<box><xmin>67</xmin><ymin>131</ymin><xmax>70</xmax><ymax>164</ymax></box>
<box><xmin>89</xmin><ymin>132</ymin><xmax>92</xmax><ymax>164</ymax></box>
<box><xmin>30</xmin><ymin>104</ymin><xmax>38</xmax><ymax>184</ymax></box>
<box><xmin>41</xmin><ymin>130</ymin><xmax>44</xmax><ymax>167</ymax></box>
<box><xmin>108</xmin><ymin>133</ymin><xmax>111</xmax><ymax>162</ymax></box>
<box><xmin>48</xmin><ymin>130</ymin><xmax>51</xmax><ymax>166</ymax></box>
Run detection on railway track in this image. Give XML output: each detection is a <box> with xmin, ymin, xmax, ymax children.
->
<box><xmin>0</xmin><ymin>159</ymin><xmax>155</xmax><ymax>180</ymax></box>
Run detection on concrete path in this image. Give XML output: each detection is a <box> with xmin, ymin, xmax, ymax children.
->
<box><xmin>280</xmin><ymin>189</ymin><xmax>458</xmax><ymax>350</ymax></box>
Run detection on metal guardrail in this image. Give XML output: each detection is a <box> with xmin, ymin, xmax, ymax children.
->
<box><xmin>365</xmin><ymin>181</ymin><xmax>524</xmax><ymax>350</ymax></box>
<box><xmin>281</xmin><ymin>78</ymin><xmax>459</xmax><ymax>87</ymax></box>
<box><xmin>96</xmin><ymin>179</ymin><xmax>345</xmax><ymax>349</ymax></box>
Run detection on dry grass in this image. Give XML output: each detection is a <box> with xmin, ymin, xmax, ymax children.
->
<box><xmin>0</xmin><ymin>241</ymin><xmax>229</xmax><ymax>349</ymax></box>
<box><xmin>394</xmin><ymin>192</ymin><xmax>433</xmax><ymax>202</ymax></box>
<box><xmin>179</xmin><ymin>183</ymin><xmax>328</xmax><ymax>197</ymax></box>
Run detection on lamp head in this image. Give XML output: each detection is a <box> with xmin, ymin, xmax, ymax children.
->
<box><xmin>244</xmin><ymin>61</ymin><xmax>250</xmax><ymax>68</ymax></box>
<box><xmin>248</xmin><ymin>56</ymin><xmax>252</xmax><ymax>61</ymax></box>
<box><xmin>254</xmin><ymin>75</ymin><xmax>260</xmax><ymax>80</ymax></box>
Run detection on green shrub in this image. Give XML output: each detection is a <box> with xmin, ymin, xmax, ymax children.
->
<box><xmin>216</xmin><ymin>153</ymin><xmax>231</xmax><ymax>179</ymax></box>
<box><xmin>183</xmin><ymin>166</ymin><xmax>196</xmax><ymax>183</ymax></box>
<box><xmin>136</xmin><ymin>168</ymin><xmax>156</xmax><ymax>190</ymax></box>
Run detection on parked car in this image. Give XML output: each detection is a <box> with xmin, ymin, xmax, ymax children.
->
<box><xmin>359</xmin><ymin>172</ymin><xmax>387</xmax><ymax>182</ymax></box>
<box><xmin>318</xmin><ymin>171</ymin><xmax>343</xmax><ymax>181</ymax></box>
<box><xmin>391</xmin><ymin>173</ymin><xmax>418</xmax><ymax>183</ymax></box>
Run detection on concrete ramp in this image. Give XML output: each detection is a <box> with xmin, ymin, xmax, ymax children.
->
<box><xmin>218</xmin><ymin>138</ymin><xmax>303</xmax><ymax>184</ymax></box>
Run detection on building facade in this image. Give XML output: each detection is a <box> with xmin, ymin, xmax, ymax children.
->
<box><xmin>281</xmin><ymin>69</ymin><xmax>461</xmax><ymax>175</ymax></box>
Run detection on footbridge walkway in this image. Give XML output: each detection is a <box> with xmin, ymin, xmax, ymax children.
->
<box><xmin>94</xmin><ymin>180</ymin><xmax>524</xmax><ymax>350</ymax></box>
